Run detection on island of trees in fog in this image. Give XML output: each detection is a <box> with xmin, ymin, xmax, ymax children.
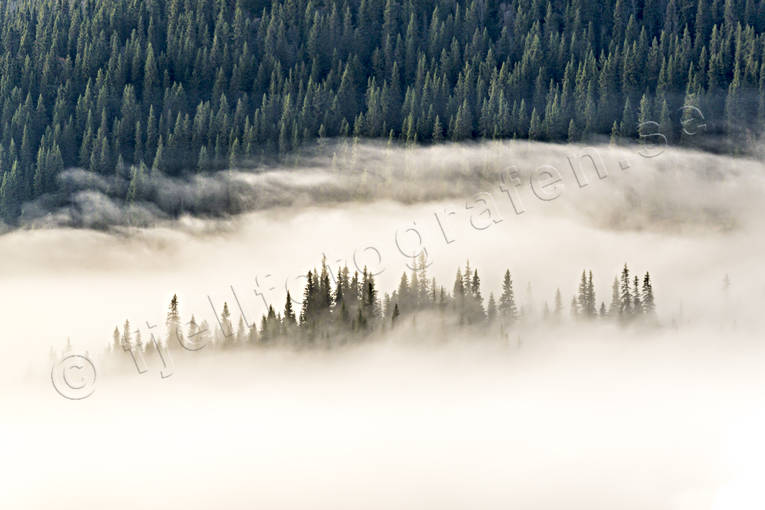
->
<box><xmin>3</xmin><ymin>0</ymin><xmax>764</xmax><ymax>224</ymax></box>
<box><xmin>101</xmin><ymin>259</ymin><xmax>657</xmax><ymax>359</ymax></box>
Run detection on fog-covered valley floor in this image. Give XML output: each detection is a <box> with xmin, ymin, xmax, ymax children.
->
<box><xmin>2</xmin><ymin>141</ymin><xmax>765</xmax><ymax>509</ymax></box>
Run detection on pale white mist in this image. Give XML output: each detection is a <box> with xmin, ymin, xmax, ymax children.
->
<box><xmin>1</xmin><ymin>141</ymin><xmax>764</xmax><ymax>509</ymax></box>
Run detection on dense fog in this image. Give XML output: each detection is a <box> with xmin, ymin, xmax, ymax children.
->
<box><xmin>2</xmin><ymin>141</ymin><xmax>764</xmax><ymax>509</ymax></box>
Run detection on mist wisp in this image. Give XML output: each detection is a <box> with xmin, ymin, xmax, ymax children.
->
<box><xmin>2</xmin><ymin>140</ymin><xmax>765</xmax><ymax>510</ymax></box>
<box><xmin>13</xmin><ymin>139</ymin><xmax>765</xmax><ymax>234</ymax></box>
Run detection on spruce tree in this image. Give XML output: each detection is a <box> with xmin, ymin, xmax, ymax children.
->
<box><xmin>586</xmin><ymin>271</ymin><xmax>596</xmax><ymax>317</ymax></box>
<box><xmin>468</xmin><ymin>269</ymin><xmax>485</xmax><ymax>323</ymax></box>
<box><xmin>248</xmin><ymin>324</ymin><xmax>259</xmax><ymax>344</ymax></box>
<box><xmin>198</xmin><ymin>320</ymin><xmax>212</xmax><ymax>348</ymax></box>
<box><xmin>219</xmin><ymin>302</ymin><xmax>233</xmax><ymax>345</ymax></box>
<box><xmin>632</xmin><ymin>275</ymin><xmax>643</xmax><ymax>315</ymax></box>
<box><xmin>236</xmin><ymin>317</ymin><xmax>247</xmax><ymax>344</ymax></box>
<box><xmin>577</xmin><ymin>270</ymin><xmax>587</xmax><ymax>317</ymax></box>
<box><xmin>619</xmin><ymin>264</ymin><xmax>633</xmax><ymax>317</ymax></box>
<box><xmin>187</xmin><ymin>315</ymin><xmax>198</xmax><ymax>345</ymax></box>
<box><xmin>166</xmin><ymin>294</ymin><xmax>181</xmax><ymax>348</ymax></box>
<box><xmin>554</xmin><ymin>288</ymin><xmax>563</xmax><ymax>319</ymax></box>
<box><xmin>609</xmin><ymin>277</ymin><xmax>621</xmax><ymax>316</ymax></box>
<box><xmin>487</xmin><ymin>293</ymin><xmax>497</xmax><ymax>322</ymax></box>
<box><xmin>398</xmin><ymin>272</ymin><xmax>411</xmax><ymax>312</ymax></box>
<box><xmin>284</xmin><ymin>291</ymin><xmax>297</xmax><ymax>328</ymax></box>
<box><xmin>499</xmin><ymin>269</ymin><xmax>518</xmax><ymax>322</ymax></box>
<box><xmin>121</xmin><ymin>319</ymin><xmax>132</xmax><ymax>351</ymax></box>
<box><xmin>642</xmin><ymin>272</ymin><xmax>656</xmax><ymax>315</ymax></box>
<box><xmin>301</xmin><ymin>271</ymin><xmax>316</xmax><ymax>328</ymax></box>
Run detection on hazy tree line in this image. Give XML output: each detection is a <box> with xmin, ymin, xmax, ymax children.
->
<box><xmin>108</xmin><ymin>259</ymin><xmax>657</xmax><ymax>353</ymax></box>
<box><xmin>1</xmin><ymin>0</ymin><xmax>764</xmax><ymax>223</ymax></box>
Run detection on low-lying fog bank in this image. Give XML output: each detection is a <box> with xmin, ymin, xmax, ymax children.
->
<box><xmin>3</xmin><ymin>141</ymin><xmax>764</xmax><ymax>356</ymax></box>
<box><xmin>1</xmin><ymin>140</ymin><xmax>764</xmax><ymax>509</ymax></box>
<box><xmin>13</xmin><ymin>139</ymin><xmax>765</xmax><ymax>233</ymax></box>
<box><xmin>5</xmin><ymin>334</ymin><xmax>765</xmax><ymax>510</ymax></box>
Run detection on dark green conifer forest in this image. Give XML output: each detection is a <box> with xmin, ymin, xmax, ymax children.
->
<box><xmin>1</xmin><ymin>0</ymin><xmax>763</xmax><ymax>224</ymax></box>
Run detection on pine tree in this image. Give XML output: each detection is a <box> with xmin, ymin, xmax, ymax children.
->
<box><xmin>610</xmin><ymin>120</ymin><xmax>621</xmax><ymax>144</ymax></box>
<box><xmin>432</xmin><ymin>115</ymin><xmax>444</xmax><ymax>141</ymax></box>
<box><xmin>301</xmin><ymin>271</ymin><xmax>316</xmax><ymax>328</ymax></box>
<box><xmin>362</xmin><ymin>268</ymin><xmax>379</xmax><ymax>324</ymax></box>
<box><xmin>398</xmin><ymin>272</ymin><xmax>411</xmax><ymax>312</ymax></box>
<box><xmin>416</xmin><ymin>253</ymin><xmax>429</xmax><ymax>307</ymax></box>
<box><xmin>499</xmin><ymin>269</ymin><xmax>518</xmax><ymax>322</ymax></box>
<box><xmin>487</xmin><ymin>293</ymin><xmax>497</xmax><ymax>322</ymax></box>
<box><xmin>198</xmin><ymin>320</ymin><xmax>212</xmax><ymax>348</ymax></box>
<box><xmin>121</xmin><ymin>319</ymin><xmax>132</xmax><ymax>351</ymax></box>
<box><xmin>528</xmin><ymin>108</ymin><xmax>542</xmax><ymax>139</ymax></box>
<box><xmin>236</xmin><ymin>317</ymin><xmax>247</xmax><ymax>344</ymax></box>
<box><xmin>468</xmin><ymin>269</ymin><xmax>485</xmax><ymax>323</ymax></box>
<box><xmin>453</xmin><ymin>268</ymin><xmax>465</xmax><ymax>299</ymax></box>
<box><xmin>248</xmin><ymin>324</ymin><xmax>259</xmax><ymax>344</ymax></box>
<box><xmin>577</xmin><ymin>270</ymin><xmax>587</xmax><ymax>317</ymax></box>
<box><xmin>219</xmin><ymin>302</ymin><xmax>233</xmax><ymax>345</ymax></box>
<box><xmin>260</xmin><ymin>305</ymin><xmax>279</xmax><ymax>342</ymax></box>
<box><xmin>619</xmin><ymin>264</ymin><xmax>632</xmax><ymax>317</ymax></box>
<box><xmin>112</xmin><ymin>326</ymin><xmax>121</xmax><ymax>351</ymax></box>
<box><xmin>334</xmin><ymin>269</ymin><xmax>346</xmax><ymax>310</ymax></box>
<box><xmin>642</xmin><ymin>272</ymin><xmax>655</xmax><ymax>315</ymax></box>
<box><xmin>586</xmin><ymin>271</ymin><xmax>596</xmax><ymax>317</ymax></box>
<box><xmin>609</xmin><ymin>277</ymin><xmax>621</xmax><ymax>316</ymax></box>
<box><xmin>187</xmin><ymin>315</ymin><xmax>198</xmax><ymax>344</ymax></box>
<box><xmin>284</xmin><ymin>291</ymin><xmax>297</xmax><ymax>328</ymax></box>
<box><xmin>554</xmin><ymin>288</ymin><xmax>563</xmax><ymax>320</ymax></box>
<box><xmin>567</xmin><ymin>119</ymin><xmax>578</xmax><ymax>142</ymax></box>
<box><xmin>409</xmin><ymin>265</ymin><xmax>421</xmax><ymax>310</ymax></box>
<box><xmin>620</xmin><ymin>97</ymin><xmax>636</xmax><ymax>139</ymax></box>
<box><xmin>632</xmin><ymin>275</ymin><xmax>643</xmax><ymax>314</ymax></box>
<box><xmin>166</xmin><ymin>294</ymin><xmax>181</xmax><ymax>348</ymax></box>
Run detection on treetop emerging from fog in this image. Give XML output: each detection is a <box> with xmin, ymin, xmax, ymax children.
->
<box><xmin>99</xmin><ymin>258</ymin><xmax>657</xmax><ymax>359</ymax></box>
